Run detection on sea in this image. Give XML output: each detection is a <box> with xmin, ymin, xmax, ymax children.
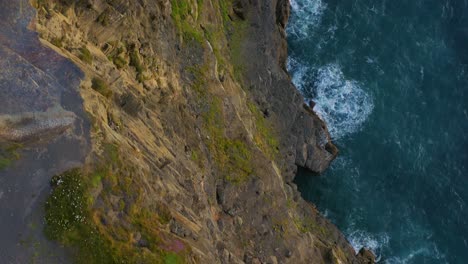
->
<box><xmin>287</xmin><ymin>0</ymin><xmax>468</xmax><ymax>263</ymax></box>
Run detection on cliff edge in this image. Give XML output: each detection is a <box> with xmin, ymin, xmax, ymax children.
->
<box><xmin>1</xmin><ymin>0</ymin><xmax>377</xmax><ymax>263</ymax></box>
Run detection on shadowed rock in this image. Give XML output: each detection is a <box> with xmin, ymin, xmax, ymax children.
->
<box><xmin>0</xmin><ymin>1</ymin><xmax>84</xmax><ymax>143</ymax></box>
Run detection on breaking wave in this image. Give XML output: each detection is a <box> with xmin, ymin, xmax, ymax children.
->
<box><xmin>347</xmin><ymin>229</ymin><xmax>389</xmax><ymax>261</ymax></box>
<box><xmin>288</xmin><ymin>59</ymin><xmax>374</xmax><ymax>140</ymax></box>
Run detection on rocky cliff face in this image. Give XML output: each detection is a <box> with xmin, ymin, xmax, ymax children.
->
<box><xmin>1</xmin><ymin>0</ymin><xmax>373</xmax><ymax>263</ymax></box>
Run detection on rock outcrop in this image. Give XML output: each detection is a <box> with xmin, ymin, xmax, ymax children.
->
<box><xmin>0</xmin><ymin>0</ymin><xmax>376</xmax><ymax>263</ymax></box>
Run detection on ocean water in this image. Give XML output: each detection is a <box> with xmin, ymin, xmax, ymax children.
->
<box><xmin>287</xmin><ymin>0</ymin><xmax>468</xmax><ymax>263</ymax></box>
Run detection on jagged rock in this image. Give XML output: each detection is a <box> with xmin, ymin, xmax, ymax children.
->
<box><xmin>169</xmin><ymin>219</ymin><xmax>189</xmax><ymax>238</ymax></box>
<box><xmin>268</xmin><ymin>255</ymin><xmax>278</xmax><ymax>264</ymax></box>
<box><xmin>234</xmin><ymin>216</ymin><xmax>244</xmax><ymax>227</ymax></box>
<box><xmin>357</xmin><ymin>248</ymin><xmax>376</xmax><ymax>264</ymax></box>
<box><xmin>232</xmin><ymin>0</ymin><xmax>246</xmax><ymax>20</ymax></box>
<box><xmin>117</xmin><ymin>91</ymin><xmax>143</xmax><ymax>117</ymax></box>
<box><xmin>251</xmin><ymin>258</ymin><xmax>261</xmax><ymax>264</ymax></box>
<box><xmin>275</xmin><ymin>0</ymin><xmax>290</xmax><ymax>28</ymax></box>
<box><xmin>0</xmin><ymin>110</ymin><xmax>75</xmax><ymax>142</ymax></box>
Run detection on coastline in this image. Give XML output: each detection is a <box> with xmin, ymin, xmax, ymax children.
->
<box><xmin>0</xmin><ymin>0</ymin><xmax>374</xmax><ymax>262</ymax></box>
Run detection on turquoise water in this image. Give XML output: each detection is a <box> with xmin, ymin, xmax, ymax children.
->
<box><xmin>287</xmin><ymin>0</ymin><xmax>468</xmax><ymax>263</ymax></box>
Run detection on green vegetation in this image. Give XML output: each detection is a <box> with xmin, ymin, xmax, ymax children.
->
<box><xmin>293</xmin><ymin>216</ymin><xmax>328</xmax><ymax>236</ymax></box>
<box><xmin>229</xmin><ymin>20</ymin><xmax>249</xmax><ymax>83</ymax></box>
<box><xmin>187</xmin><ymin>60</ymin><xmax>254</xmax><ymax>184</ymax></box>
<box><xmin>190</xmin><ymin>149</ymin><xmax>204</xmax><ymax>169</ymax></box>
<box><xmin>44</xmin><ymin>169</ymin><xmax>116</xmax><ymax>263</ymax></box>
<box><xmin>79</xmin><ymin>46</ymin><xmax>93</xmax><ymax>65</ymax></box>
<box><xmin>0</xmin><ymin>143</ymin><xmax>21</xmax><ymax>171</ymax></box>
<box><xmin>103</xmin><ymin>143</ymin><xmax>120</xmax><ymax>164</ymax></box>
<box><xmin>91</xmin><ymin>77</ymin><xmax>112</xmax><ymax>98</ymax></box>
<box><xmin>170</xmin><ymin>0</ymin><xmax>274</xmax><ymax>185</ymax></box>
<box><xmin>170</xmin><ymin>0</ymin><xmax>249</xmax><ymax>80</ymax></box>
<box><xmin>0</xmin><ymin>158</ymin><xmax>11</xmax><ymax>170</ymax></box>
<box><xmin>203</xmin><ymin>26</ymin><xmax>226</xmax><ymax>65</ymax></box>
<box><xmin>170</xmin><ymin>0</ymin><xmax>204</xmax><ymax>43</ymax></box>
<box><xmin>248</xmin><ymin>103</ymin><xmax>279</xmax><ymax>159</ymax></box>
<box><xmin>96</xmin><ymin>9</ymin><xmax>110</xmax><ymax>26</ymax></box>
<box><xmin>112</xmin><ymin>55</ymin><xmax>127</xmax><ymax>69</ymax></box>
<box><xmin>129</xmin><ymin>51</ymin><xmax>146</xmax><ymax>82</ymax></box>
<box><xmin>44</xmin><ymin>142</ymin><xmax>189</xmax><ymax>263</ymax></box>
<box><xmin>51</xmin><ymin>37</ymin><xmax>64</xmax><ymax>48</ymax></box>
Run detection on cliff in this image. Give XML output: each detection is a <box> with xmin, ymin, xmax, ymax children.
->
<box><xmin>1</xmin><ymin>0</ymin><xmax>373</xmax><ymax>263</ymax></box>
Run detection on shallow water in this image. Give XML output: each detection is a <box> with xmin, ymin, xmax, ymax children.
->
<box><xmin>288</xmin><ymin>0</ymin><xmax>468</xmax><ymax>263</ymax></box>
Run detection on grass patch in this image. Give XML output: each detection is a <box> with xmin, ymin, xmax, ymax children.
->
<box><xmin>293</xmin><ymin>216</ymin><xmax>328</xmax><ymax>236</ymax></box>
<box><xmin>44</xmin><ymin>164</ymin><xmax>188</xmax><ymax>263</ymax></box>
<box><xmin>164</xmin><ymin>253</ymin><xmax>183</xmax><ymax>264</ymax></box>
<box><xmin>112</xmin><ymin>56</ymin><xmax>127</xmax><ymax>69</ymax></box>
<box><xmin>228</xmin><ymin>20</ymin><xmax>249</xmax><ymax>83</ymax></box>
<box><xmin>103</xmin><ymin>143</ymin><xmax>119</xmax><ymax>164</ymax></box>
<box><xmin>44</xmin><ymin>169</ymin><xmax>89</xmax><ymax>240</ymax></box>
<box><xmin>171</xmin><ymin>0</ymin><xmax>204</xmax><ymax>43</ymax></box>
<box><xmin>51</xmin><ymin>37</ymin><xmax>64</xmax><ymax>48</ymax></box>
<box><xmin>202</xmin><ymin>97</ymin><xmax>253</xmax><ymax>184</ymax></box>
<box><xmin>187</xmin><ymin>59</ymin><xmax>255</xmax><ymax>184</ymax></box>
<box><xmin>0</xmin><ymin>158</ymin><xmax>11</xmax><ymax>170</ymax></box>
<box><xmin>190</xmin><ymin>149</ymin><xmax>205</xmax><ymax>169</ymax></box>
<box><xmin>96</xmin><ymin>9</ymin><xmax>110</xmax><ymax>26</ymax></box>
<box><xmin>79</xmin><ymin>46</ymin><xmax>93</xmax><ymax>65</ymax></box>
<box><xmin>90</xmin><ymin>171</ymin><xmax>104</xmax><ymax>188</ymax></box>
<box><xmin>91</xmin><ymin>77</ymin><xmax>112</xmax><ymax>98</ymax></box>
<box><xmin>0</xmin><ymin>143</ymin><xmax>22</xmax><ymax>171</ymax></box>
<box><xmin>44</xmin><ymin>169</ymin><xmax>126</xmax><ymax>263</ymax></box>
<box><xmin>129</xmin><ymin>50</ymin><xmax>146</xmax><ymax>83</ymax></box>
<box><xmin>203</xmin><ymin>25</ymin><xmax>228</xmax><ymax>71</ymax></box>
<box><xmin>247</xmin><ymin>103</ymin><xmax>279</xmax><ymax>158</ymax></box>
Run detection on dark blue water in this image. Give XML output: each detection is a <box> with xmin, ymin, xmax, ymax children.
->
<box><xmin>287</xmin><ymin>0</ymin><xmax>468</xmax><ymax>263</ymax></box>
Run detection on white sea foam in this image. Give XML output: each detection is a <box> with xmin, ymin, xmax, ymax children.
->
<box><xmin>313</xmin><ymin>64</ymin><xmax>374</xmax><ymax>139</ymax></box>
<box><xmin>347</xmin><ymin>229</ymin><xmax>389</xmax><ymax>261</ymax></box>
<box><xmin>287</xmin><ymin>0</ymin><xmax>326</xmax><ymax>39</ymax></box>
<box><xmin>287</xmin><ymin>57</ymin><xmax>309</xmax><ymax>93</ymax></box>
<box><xmin>288</xmin><ymin>59</ymin><xmax>374</xmax><ymax>139</ymax></box>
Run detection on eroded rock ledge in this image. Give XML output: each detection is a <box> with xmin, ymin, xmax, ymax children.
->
<box><xmin>0</xmin><ymin>108</ymin><xmax>75</xmax><ymax>142</ymax></box>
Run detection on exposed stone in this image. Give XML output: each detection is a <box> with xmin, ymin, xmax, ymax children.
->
<box><xmin>357</xmin><ymin>248</ymin><xmax>376</xmax><ymax>264</ymax></box>
<box><xmin>169</xmin><ymin>219</ymin><xmax>189</xmax><ymax>238</ymax></box>
<box><xmin>117</xmin><ymin>91</ymin><xmax>143</xmax><ymax>117</ymax></box>
<box><xmin>234</xmin><ymin>216</ymin><xmax>244</xmax><ymax>227</ymax></box>
<box><xmin>268</xmin><ymin>255</ymin><xmax>278</xmax><ymax>264</ymax></box>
